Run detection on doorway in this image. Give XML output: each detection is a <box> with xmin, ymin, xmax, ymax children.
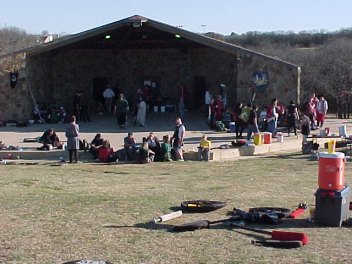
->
<box><xmin>193</xmin><ymin>76</ymin><xmax>206</xmax><ymax>109</ymax></box>
<box><xmin>92</xmin><ymin>77</ymin><xmax>108</xmax><ymax>112</ymax></box>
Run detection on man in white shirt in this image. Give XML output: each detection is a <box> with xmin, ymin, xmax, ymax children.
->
<box><xmin>317</xmin><ymin>95</ymin><xmax>328</xmax><ymax>128</ymax></box>
<box><xmin>204</xmin><ymin>90</ymin><xmax>212</xmax><ymax>117</ymax></box>
<box><xmin>103</xmin><ymin>86</ymin><xmax>115</xmax><ymax>113</ymax></box>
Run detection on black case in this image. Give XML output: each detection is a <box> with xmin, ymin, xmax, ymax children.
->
<box><xmin>315</xmin><ymin>186</ymin><xmax>351</xmax><ymax>227</ymax></box>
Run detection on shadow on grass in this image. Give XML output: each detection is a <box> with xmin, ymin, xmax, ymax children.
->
<box><xmin>263</xmin><ymin>152</ymin><xmax>318</xmax><ymax>162</ymax></box>
<box><xmin>103</xmin><ymin>221</ymin><xmax>174</xmax><ymax>231</ymax></box>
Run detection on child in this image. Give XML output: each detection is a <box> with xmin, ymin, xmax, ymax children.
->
<box><xmin>160</xmin><ymin>135</ymin><xmax>172</xmax><ymax>162</ymax></box>
<box><xmin>198</xmin><ymin>135</ymin><xmax>212</xmax><ymax>161</ymax></box>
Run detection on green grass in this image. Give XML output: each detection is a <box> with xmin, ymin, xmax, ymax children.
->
<box><xmin>1</xmin><ymin>154</ymin><xmax>352</xmax><ymax>263</ymax></box>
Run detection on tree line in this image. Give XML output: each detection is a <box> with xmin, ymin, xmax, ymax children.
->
<box><xmin>225</xmin><ymin>29</ymin><xmax>352</xmax><ymax>118</ymax></box>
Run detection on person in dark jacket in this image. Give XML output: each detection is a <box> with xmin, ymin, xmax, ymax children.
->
<box><xmin>37</xmin><ymin>128</ymin><xmax>61</xmax><ymax>150</ymax></box>
<box><xmin>89</xmin><ymin>133</ymin><xmax>104</xmax><ymax>159</ymax></box>
<box><xmin>114</xmin><ymin>93</ymin><xmax>129</xmax><ymax>129</ymax></box>
<box><xmin>246</xmin><ymin>105</ymin><xmax>259</xmax><ymax>141</ymax></box>
<box><xmin>286</xmin><ymin>100</ymin><xmax>299</xmax><ymax>136</ymax></box>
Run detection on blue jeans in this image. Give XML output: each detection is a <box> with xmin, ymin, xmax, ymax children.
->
<box><xmin>267</xmin><ymin>120</ymin><xmax>277</xmax><ymax>136</ymax></box>
<box><xmin>247</xmin><ymin>124</ymin><xmax>259</xmax><ymax>141</ymax></box>
<box><xmin>198</xmin><ymin>148</ymin><xmax>210</xmax><ymax>161</ymax></box>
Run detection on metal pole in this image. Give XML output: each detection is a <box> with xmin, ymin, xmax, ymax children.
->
<box><xmin>27</xmin><ymin>80</ymin><xmax>43</xmax><ymax>122</ymax></box>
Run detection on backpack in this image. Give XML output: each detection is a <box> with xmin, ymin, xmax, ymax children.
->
<box><xmin>239</xmin><ymin>108</ymin><xmax>250</xmax><ymax>122</ymax></box>
<box><xmin>302</xmin><ymin>141</ymin><xmax>319</xmax><ymax>154</ymax></box>
<box><xmin>215</xmin><ymin>121</ymin><xmax>226</xmax><ymax>131</ymax></box>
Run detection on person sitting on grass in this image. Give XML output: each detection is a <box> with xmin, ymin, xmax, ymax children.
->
<box><xmin>139</xmin><ymin>137</ymin><xmax>155</xmax><ymax>164</ymax></box>
<box><xmin>124</xmin><ymin>132</ymin><xmax>137</xmax><ymax>161</ymax></box>
<box><xmin>146</xmin><ymin>132</ymin><xmax>161</xmax><ymax>161</ymax></box>
<box><xmin>98</xmin><ymin>140</ymin><xmax>116</xmax><ymax>163</ymax></box>
<box><xmin>37</xmin><ymin>128</ymin><xmax>61</xmax><ymax>150</ymax></box>
<box><xmin>160</xmin><ymin>135</ymin><xmax>172</xmax><ymax>162</ymax></box>
<box><xmin>89</xmin><ymin>133</ymin><xmax>104</xmax><ymax>159</ymax></box>
<box><xmin>198</xmin><ymin>135</ymin><xmax>212</xmax><ymax>161</ymax></box>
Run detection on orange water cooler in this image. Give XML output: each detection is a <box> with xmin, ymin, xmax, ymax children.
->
<box><xmin>318</xmin><ymin>152</ymin><xmax>345</xmax><ymax>191</ymax></box>
<box><xmin>263</xmin><ymin>132</ymin><xmax>272</xmax><ymax>144</ymax></box>
<box><xmin>315</xmin><ymin>152</ymin><xmax>350</xmax><ymax>226</ymax></box>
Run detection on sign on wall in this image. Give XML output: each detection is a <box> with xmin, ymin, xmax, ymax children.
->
<box><xmin>252</xmin><ymin>71</ymin><xmax>269</xmax><ymax>93</ymax></box>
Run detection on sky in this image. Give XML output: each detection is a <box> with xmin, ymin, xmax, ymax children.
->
<box><xmin>0</xmin><ymin>0</ymin><xmax>351</xmax><ymax>35</ymax></box>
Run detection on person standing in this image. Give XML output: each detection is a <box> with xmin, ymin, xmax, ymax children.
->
<box><xmin>317</xmin><ymin>95</ymin><xmax>328</xmax><ymax>128</ymax></box>
<box><xmin>286</xmin><ymin>100</ymin><xmax>299</xmax><ymax>136</ymax></box>
<box><xmin>215</xmin><ymin>95</ymin><xmax>224</xmax><ymax>122</ymax></box>
<box><xmin>266</xmin><ymin>98</ymin><xmax>279</xmax><ymax>137</ymax></box>
<box><xmin>136</xmin><ymin>97</ymin><xmax>147</xmax><ymax>127</ymax></box>
<box><xmin>142</xmin><ymin>86</ymin><xmax>150</xmax><ymax>112</ymax></box>
<box><xmin>171</xmin><ymin>117</ymin><xmax>185</xmax><ymax>161</ymax></box>
<box><xmin>65</xmin><ymin>115</ymin><xmax>80</xmax><ymax>163</ymax></box>
<box><xmin>246</xmin><ymin>105</ymin><xmax>259</xmax><ymax>141</ymax></box>
<box><xmin>208</xmin><ymin>98</ymin><xmax>217</xmax><ymax>129</ymax></box>
<box><xmin>309</xmin><ymin>93</ymin><xmax>319</xmax><ymax>130</ymax></box>
<box><xmin>114</xmin><ymin>93</ymin><xmax>129</xmax><ymax>129</ymax></box>
<box><xmin>234</xmin><ymin>102</ymin><xmax>245</xmax><ymax>138</ymax></box>
<box><xmin>204</xmin><ymin>90</ymin><xmax>212</xmax><ymax>117</ymax></box>
<box><xmin>103</xmin><ymin>85</ymin><xmax>115</xmax><ymax>113</ymax></box>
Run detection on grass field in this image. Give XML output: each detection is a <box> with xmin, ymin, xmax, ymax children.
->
<box><xmin>1</xmin><ymin>153</ymin><xmax>352</xmax><ymax>264</ymax></box>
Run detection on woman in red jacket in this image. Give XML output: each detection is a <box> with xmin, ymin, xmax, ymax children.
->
<box><xmin>98</xmin><ymin>140</ymin><xmax>116</xmax><ymax>162</ymax></box>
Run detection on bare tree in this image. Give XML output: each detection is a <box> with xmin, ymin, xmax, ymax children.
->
<box><xmin>0</xmin><ymin>26</ymin><xmax>38</xmax><ymax>56</ymax></box>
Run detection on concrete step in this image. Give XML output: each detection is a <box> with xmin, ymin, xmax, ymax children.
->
<box><xmin>0</xmin><ymin>149</ymin><xmax>88</xmax><ymax>161</ymax></box>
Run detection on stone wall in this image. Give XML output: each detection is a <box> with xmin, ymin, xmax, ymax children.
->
<box><xmin>28</xmin><ymin>47</ymin><xmax>299</xmax><ymax>113</ymax></box>
<box><xmin>41</xmin><ymin>48</ymin><xmax>238</xmax><ymax>112</ymax></box>
<box><xmin>236</xmin><ymin>52</ymin><xmax>300</xmax><ymax>107</ymax></box>
<box><xmin>0</xmin><ymin>53</ymin><xmax>32</xmax><ymax>121</ymax></box>
<box><xmin>1</xmin><ymin>45</ymin><xmax>299</xmax><ymax>120</ymax></box>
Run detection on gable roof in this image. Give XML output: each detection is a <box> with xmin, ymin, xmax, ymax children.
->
<box><xmin>16</xmin><ymin>15</ymin><xmax>298</xmax><ymax>67</ymax></box>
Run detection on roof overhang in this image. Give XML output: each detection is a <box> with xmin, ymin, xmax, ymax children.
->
<box><xmin>20</xmin><ymin>15</ymin><xmax>298</xmax><ymax>67</ymax></box>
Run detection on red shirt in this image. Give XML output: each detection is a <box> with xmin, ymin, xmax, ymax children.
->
<box><xmin>98</xmin><ymin>147</ymin><xmax>114</xmax><ymax>162</ymax></box>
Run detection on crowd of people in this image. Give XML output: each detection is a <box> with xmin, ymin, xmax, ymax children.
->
<box><xmin>82</xmin><ymin>117</ymin><xmax>186</xmax><ymax>163</ymax></box>
<box><xmin>35</xmin><ymin>113</ymin><xmax>216</xmax><ymax>163</ymax></box>
<box><xmin>205</xmin><ymin>90</ymin><xmax>328</xmax><ymax>142</ymax></box>
<box><xmin>32</xmin><ymin>87</ymin><xmax>329</xmax><ymax>163</ymax></box>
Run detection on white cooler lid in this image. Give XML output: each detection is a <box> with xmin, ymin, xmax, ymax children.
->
<box><xmin>318</xmin><ymin>152</ymin><xmax>345</xmax><ymax>158</ymax></box>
